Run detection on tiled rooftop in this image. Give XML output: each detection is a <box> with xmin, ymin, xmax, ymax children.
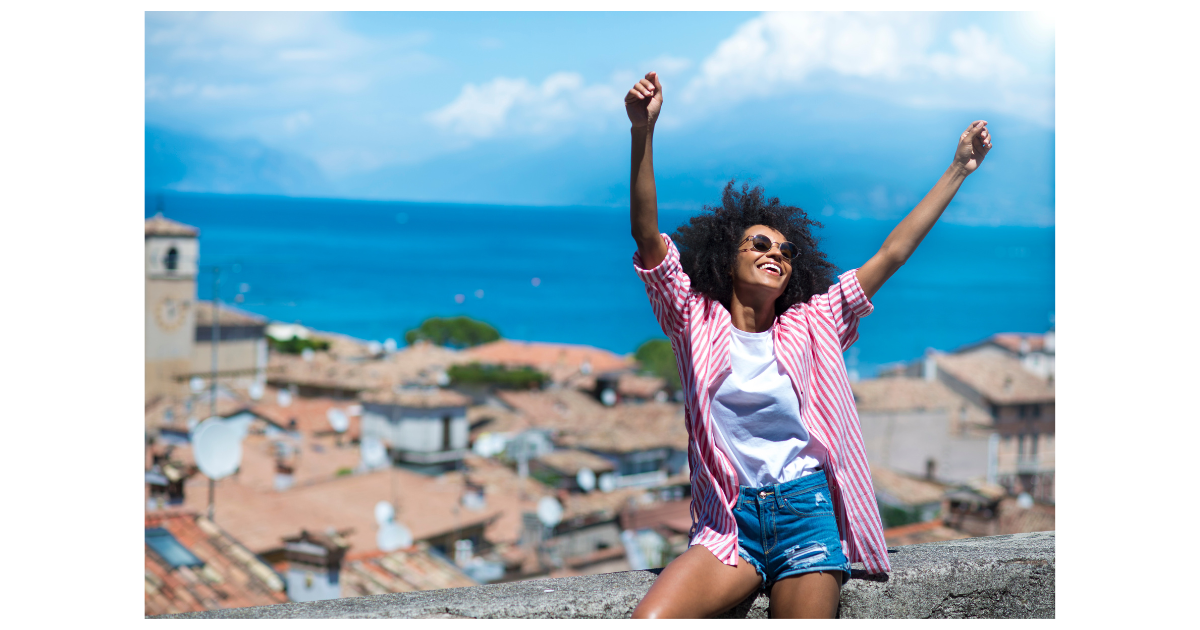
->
<box><xmin>935</xmin><ymin>353</ymin><xmax>1055</xmax><ymax>404</ymax></box>
<box><xmin>871</xmin><ymin>466</ymin><xmax>948</xmax><ymax>507</ymax></box>
<box><xmin>145</xmin><ymin>511</ymin><xmax>287</xmax><ymax>616</ymax></box>
<box><xmin>851</xmin><ymin>377</ymin><xmax>993</xmax><ymax>426</ymax></box>
<box><xmin>536</xmin><ymin>449</ymin><xmax>616</xmax><ymax>476</ymax></box>
<box><xmin>341</xmin><ymin>543</ymin><xmax>478</xmax><ymax>596</ymax></box>
<box><xmin>497</xmin><ymin>389</ymin><xmax>689</xmax><ymax>454</ymax></box>
<box><xmin>463</xmin><ymin>340</ymin><xmax>633</xmax><ymax>382</ymax></box>
<box><xmin>882</xmin><ymin>520</ymin><xmax>971</xmax><ymax>546</ymax></box>
<box><xmin>145</xmin><ymin>213</ymin><xmax>199</xmax><ymax>237</ymax></box>
<box><xmin>193</xmin><ymin>301</ymin><xmax>268</xmax><ymax>327</ymax></box>
<box><xmin>251</xmin><ymin>391</ymin><xmax>362</xmax><ymax>441</ymax></box>
<box><xmin>618</xmin><ymin>498</ymin><xmax>693</xmax><ymax>537</ymax></box>
<box><xmin>958</xmin><ymin>332</ymin><xmax>1050</xmax><ymax>355</ymax></box>
<box><xmin>170</xmin><ymin>448</ymin><xmax>556</xmax><ymax>556</ymax></box>
<box><xmin>361</xmin><ymin>387</ymin><xmax>473</xmax><ymax>408</ymax></box>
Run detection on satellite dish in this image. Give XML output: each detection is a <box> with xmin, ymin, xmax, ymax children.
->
<box><xmin>536</xmin><ymin>496</ymin><xmax>563</xmax><ymax>528</ymax></box>
<box><xmin>600</xmin><ymin>388</ymin><xmax>618</xmax><ymax>407</ymax></box>
<box><xmin>598</xmin><ymin>472</ymin><xmax>616</xmax><ymax>493</ymax></box>
<box><xmin>374</xmin><ymin>500</ymin><xmax>395</xmax><ymax>525</ymax></box>
<box><xmin>301</xmin><ymin>348</ymin><xmax>315</xmax><ymax>362</ymax></box>
<box><xmin>191</xmin><ymin>417</ymin><xmax>243</xmax><ymax>480</ymax></box>
<box><xmin>249</xmin><ymin>382</ymin><xmax>264</xmax><ymax>401</ymax></box>
<box><xmin>190</xmin><ymin>377</ymin><xmax>205</xmax><ymax>393</ymax></box>
<box><xmin>347</xmin><ymin>404</ymin><xmax>362</xmax><ymax>417</ymax></box>
<box><xmin>384</xmin><ymin>338</ymin><xmax>397</xmax><ymax>353</ymax></box>
<box><xmin>361</xmin><ymin>437</ymin><xmax>388</xmax><ymax>469</ymax></box>
<box><xmin>1017</xmin><ymin>492</ymin><xmax>1034</xmax><ymax>509</ymax></box>
<box><xmin>576</xmin><ymin>467</ymin><xmax>596</xmax><ymax>492</ymax></box>
<box><xmin>327</xmin><ymin>408</ymin><xmax>350</xmax><ymax>433</ymax></box>
<box><xmin>367</xmin><ymin>340</ymin><xmax>383</xmax><ymax>356</ymax></box>
<box><xmin>277</xmin><ymin>389</ymin><xmax>292</xmax><ymax>407</ymax></box>
<box><xmin>377</xmin><ymin>522</ymin><xmax>412</xmax><ymax>552</ymax></box>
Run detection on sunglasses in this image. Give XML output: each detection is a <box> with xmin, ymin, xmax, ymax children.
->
<box><xmin>737</xmin><ymin>234</ymin><xmax>797</xmax><ymax>261</ymax></box>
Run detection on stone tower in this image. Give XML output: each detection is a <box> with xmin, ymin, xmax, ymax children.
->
<box><xmin>145</xmin><ymin>213</ymin><xmax>200</xmax><ymax>402</ymax></box>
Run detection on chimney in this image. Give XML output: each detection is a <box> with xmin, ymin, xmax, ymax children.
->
<box><xmin>923</xmin><ymin>349</ymin><xmax>937</xmax><ymax>382</ymax></box>
<box><xmin>282</xmin><ymin>529</ymin><xmax>349</xmax><ymax>603</ymax></box>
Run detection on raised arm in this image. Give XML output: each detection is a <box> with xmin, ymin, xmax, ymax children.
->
<box><xmin>627</xmin><ymin>71</ymin><xmax>667</xmax><ymax>269</ymax></box>
<box><xmin>856</xmin><ymin>120</ymin><xmax>994</xmax><ymax>299</ymax></box>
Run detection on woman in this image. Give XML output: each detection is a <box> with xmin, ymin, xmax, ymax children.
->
<box><xmin>624</xmin><ymin>71</ymin><xmax>992</xmax><ymax>619</ymax></box>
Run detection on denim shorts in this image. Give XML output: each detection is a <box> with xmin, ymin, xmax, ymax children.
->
<box><xmin>734</xmin><ymin>470</ymin><xmax>851</xmax><ymax>590</ymax></box>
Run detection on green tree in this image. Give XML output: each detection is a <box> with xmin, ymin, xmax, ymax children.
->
<box><xmin>447</xmin><ymin>363</ymin><xmax>546</xmax><ymax>389</ymax></box>
<box><xmin>635</xmin><ymin>338</ymin><xmax>681</xmax><ymax>391</ymax></box>
<box><xmin>268</xmin><ymin>336</ymin><xmax>331</xmax><ymax>354</ymax></box>
<box><xmin>404</xmin><ymin>316</ymin><xmax>501</xmax><ymax>349</ymax></box>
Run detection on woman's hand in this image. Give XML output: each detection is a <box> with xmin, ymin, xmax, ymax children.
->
<box><xmin>952</xmin><ymin>120</ymin><xmax>993</xmax><ymax>175</ymax></box>
<box><xmin>625</xmin><ymin>71</ymin><xmax>663</xmax><ymax>129</ymax></box>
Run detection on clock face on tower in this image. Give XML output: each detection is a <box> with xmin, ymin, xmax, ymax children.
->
<box><xmin>155</xmin><ymin>298</ymin><xmax>190</xmax><ymax>331</ymax></box>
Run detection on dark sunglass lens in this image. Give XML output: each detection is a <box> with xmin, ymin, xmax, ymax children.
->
<box><xmin>752</xmin><ymin>235</ymin><xmax>773</xmax><ymax>252</ymax></box>
<box><xmin>780</xmin><ymin>242</ymin><xmax>796</xmax><ymax>260</ymax></box>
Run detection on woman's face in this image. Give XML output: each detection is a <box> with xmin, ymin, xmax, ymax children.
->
<box><xmin>731</xmin><ymin>224</ymin><xmax>792</xmax><ymax>299</ymax></box>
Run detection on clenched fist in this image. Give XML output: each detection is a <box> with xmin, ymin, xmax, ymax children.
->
<box><xmin>625</xmin><ymin>71</ymin><xmax>663</xmax><ymax>130</ymax></box>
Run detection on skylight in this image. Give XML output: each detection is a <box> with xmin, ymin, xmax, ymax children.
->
<box><xmin>146</xmin><ymin>527</ymin><xmax>203</xmax><ymax>568</ymax></box>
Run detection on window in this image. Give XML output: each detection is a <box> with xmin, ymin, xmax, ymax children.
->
<box><xmin>1017</xmin><ymin>434</ymin><xmax>1026</xmax><ymax>457</ymax></box>
<box><xmin>1032</xmin><ymin>405</ymin><xmax>1042</xmax><ymax>418</ymax></box>
<box><xmin>146</xmin><ymin>527</ymin><xmax>203</xmax><ymax>568</ymax></box>
<box><xmin>164</xmin><ymin>247</ymin><xmax>179</xmax><ymax>272</ymax></box>
<box><xmin>1031</xmin><ymin>433</ymin><xmax>1039</xmax><ymax>456</ymax></box>
<box><xmin>442</xmin><ymin>415</ymin><xmax>452</xmax><ymax>451</ymax></box>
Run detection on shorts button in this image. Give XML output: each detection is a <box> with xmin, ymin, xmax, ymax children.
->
<box><xmin>759</xmin><ymin>491</ymin><xmax>767</xmax><ymax>498</ymax></box>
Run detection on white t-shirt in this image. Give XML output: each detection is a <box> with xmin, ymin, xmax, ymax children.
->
<box><xmin>709</xmin><ymin>326</ymin><xmax>827</xmax><ymax>488</ymax></box>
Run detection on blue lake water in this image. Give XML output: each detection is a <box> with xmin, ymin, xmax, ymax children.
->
<box><xmin>146</xmin><ymin>192</ymin><xmax>1054</xmax><ymax>377</ymax></box>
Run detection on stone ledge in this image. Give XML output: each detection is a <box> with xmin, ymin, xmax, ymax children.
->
<box><xmin>153</xmin><ymin>531</ymin><xmax>1054</xmax><ymax>619</ymax></box>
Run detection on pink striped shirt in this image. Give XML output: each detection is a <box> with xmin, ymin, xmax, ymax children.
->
<box><xmin>634</xmin><ymin>234</ymin><xmax>891</xmax><ymax>575</ymax></box>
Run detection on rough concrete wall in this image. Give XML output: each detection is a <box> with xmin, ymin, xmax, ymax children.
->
<box><xmin>153</xmin><ymin>531</ymin><xmax>1053</xmax><ymax>619</ymax></box>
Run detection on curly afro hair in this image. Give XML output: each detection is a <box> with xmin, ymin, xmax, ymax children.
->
<box><xmin>671</xmin><ymin>180</ymin><xmax>839</xmax><ymax>316</ymax></box>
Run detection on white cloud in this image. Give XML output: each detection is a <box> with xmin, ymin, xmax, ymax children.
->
<box><xmin>428</xmin><ymin>72</ymin><xmax>622</xmax><ymax>139</ymax></box>
<box><xmin>680</xmin><ymin>12</ymin><xmax>1049</xmax><ymax>125</ymax></box>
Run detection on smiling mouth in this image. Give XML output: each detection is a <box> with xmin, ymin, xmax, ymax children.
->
<box><xmin>759</xmin><ymin>262</ymin><xmax>782</xmax><ymax>276</ymax></box>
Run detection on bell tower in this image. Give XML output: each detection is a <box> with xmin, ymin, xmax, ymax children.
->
<box><xmin>145</xmin><ymin>213</ymin><xmax>200</xmax><ymax>402</ymax></box>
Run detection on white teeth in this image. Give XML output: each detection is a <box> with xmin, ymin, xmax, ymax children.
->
<box><xmin>760</xmin><ymin>263</ymin><xmax>781</xmax><ymax>275</ymax></box>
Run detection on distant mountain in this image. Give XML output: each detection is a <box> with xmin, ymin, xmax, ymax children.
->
<box><xmin>145</xmin><ymin>126</ymin><xmax>331</xmax><ymax>197</ymax></box>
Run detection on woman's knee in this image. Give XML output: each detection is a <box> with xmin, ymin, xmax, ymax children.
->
<box><xmin>631</xmin><ymin>598</ymin><xmax>671</xmax><ymax>619</ymax></box>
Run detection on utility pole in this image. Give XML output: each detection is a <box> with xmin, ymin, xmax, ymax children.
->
<box><xmin>209</xmin><ymin>266</ymin><xmax>220</xmax><ymax>520</ymax></box>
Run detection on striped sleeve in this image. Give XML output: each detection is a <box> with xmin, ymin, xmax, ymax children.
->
<box><xmin>809</xmin><ymin>269</ymin><xmax>874</xmax><ymax>351</ymax></box>
<box><xmin>633</xmin><ymin>234</ymin><xmax>692</xmax><ymax>340</ymax></box>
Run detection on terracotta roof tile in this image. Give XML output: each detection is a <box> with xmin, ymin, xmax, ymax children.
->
<box><xmin>361</xmin><ymin>387</ymin><xmax>472</xmax><ymax>408</ymax></box>
<box><xmin>463</xmin><ymin>340</ymin><xmax>633</xmax><ymax>382</ymax></box>
<box><xmin>871</xmin><ymin>466</ymin><xmax>948</xmax><ymax>506</ymax></box>
<box><xmin>341</xmin><ymin>543</ymin><xmax>476</xmax><ymax>595</ymax></box>
<box><xmin>935</xmin><ymin>353</ymin><xmax>1055</xmax><ymax>404</ymax></box>
<box><xmin>145</xmin><ymin>214</ymin><xmax>199</xmax><ymax>237</ymax></box>
<box><xmin>170</xmin><ymin>452</ymin><xmax>552</xmax><ymax>555</ymax></box>
<box><xmin>498</xmin><ymin>389</ymin><xmax>688</xmax><ymax>453</ymax></box>
<box><xmin>144</xmin><ymin>511</ymin><xmax>286</xmax><ymax>616</ymax></box>
<box><xmin>535</xmin><ymin>449</ymin><xmax>616</xmax><ymax>476</ymax></box>
<box><xmin>193</xmin><ymin>301</ymin><xmax>267</xmax><ymax>327</ymax></box>
<box><xmin>850</xmin><ymin>377</ymin><xmax>993</xmax><ymax>426</ymax></box>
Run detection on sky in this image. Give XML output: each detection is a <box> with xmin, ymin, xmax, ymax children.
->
<box><xmin>145</xmin><ymin>11</ymin><xmax>1055</xmax><ymax>225</ymax></box>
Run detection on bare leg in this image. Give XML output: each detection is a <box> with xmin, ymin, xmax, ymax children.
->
<box><xmin>766</xmin><ymin>570</ymin><xmax>843</xmax><ymax>619</ymax></box>
<box><xmin>631</xmin><ymin>545</ymin><xmax>762</xmax><ymax>619</ymax></box>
